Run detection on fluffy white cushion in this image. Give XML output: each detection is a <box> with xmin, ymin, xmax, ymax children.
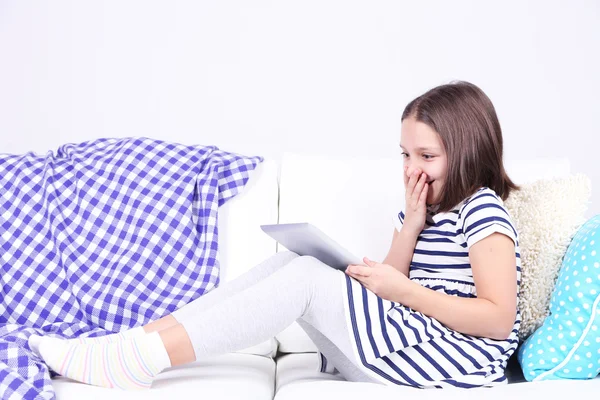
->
<box><xmin>504</xmin><ymin>173</ymin><xmax>591</xmax><ymax>339</ymax></box>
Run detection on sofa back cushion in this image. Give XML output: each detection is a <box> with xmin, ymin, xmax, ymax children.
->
<box><xmin>275</xmin><ymin>152</ymin><xmax>571</xmax><ymax>353</ymax></box>
<box><xmin>218</xmin><ymin>158</ymin><xmax>279</xmax><ymax>281</ymax></box>
<box><xmin>217</xmin><ymin>158</ymin><xmax>279</xmax><ymax>356</ymax></box>
<box><xmin>505</xmin><ymin>173</ymin><xmax>592</xmax><ymax>338</ymax></box>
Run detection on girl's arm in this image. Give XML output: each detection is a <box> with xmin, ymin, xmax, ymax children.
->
<box><xmin>396</xmin><ymin>232</ymin><xmax>517</xmax><ymax>341</ymax></box>
<box><xmin>383</xmin><ymin>227</ymin><xmax>419</xmax><ymax>277</ymax></box>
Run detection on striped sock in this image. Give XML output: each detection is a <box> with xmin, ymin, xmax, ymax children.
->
<box><xmin>29</xmin><ymin>332</ymin><xmax>172</xmax><ymax>390</ymax></box>
<box><xmin>69</xmin><ymin>326</ymin><xmax>146</xmax><ymax>345</ymax></box>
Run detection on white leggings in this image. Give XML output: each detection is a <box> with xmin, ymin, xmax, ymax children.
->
<box><xmin>170</xmin><ymin>252</ymin><xmax>378</xmax><ymax>384</ymax></box>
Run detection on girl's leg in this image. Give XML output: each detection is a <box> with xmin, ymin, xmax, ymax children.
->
<box><xmin>160</xmin><ymin>256</ymin><xmax>372</xmax><ymax>374</ymax></box>
<box><xmin>144</xmin><ymin>251</ymin><xmax>300</xmax><ymax>333</ymax></box>
<box><xmin>31</xmin><ymin>256</ymin><xmax>369</xmax><ymax>390</ymax></box>
<box><xmin>170</xmin><ymin>251</ymin><xmax>300</xmax><ymax>323</ymax></box>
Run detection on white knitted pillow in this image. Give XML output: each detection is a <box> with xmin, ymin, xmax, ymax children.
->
<box><xmin>504</xmin><ymin>174</ymin><xmax>591</xmax><ymax>339</ymax></box>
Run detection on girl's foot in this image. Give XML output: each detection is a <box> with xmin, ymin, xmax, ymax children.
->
<box><xmin>68</xmin><ymin>326</ymin><xmax>146</xmax><ymax>345</ymax></box>
<box><xmin>29</xmin><ymin>332</ymin><xmax>171</xmax><ymax>390</ymax></box>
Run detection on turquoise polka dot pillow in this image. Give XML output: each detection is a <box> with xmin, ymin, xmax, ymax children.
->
<box><xmin>518</xmin><ymin>214</ymin><xmax>600</xmax><ymax>381</ymax></box>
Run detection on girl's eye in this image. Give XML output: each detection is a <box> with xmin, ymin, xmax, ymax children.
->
<box><xmin>401</xmin><ymin>152</ymin><xmax>409</xmax><ymax>158</ymax></box>
<box><xmin>423</xmin><ymin>154</ymin><xmax>434</xmax><ymax>160</ymax></box>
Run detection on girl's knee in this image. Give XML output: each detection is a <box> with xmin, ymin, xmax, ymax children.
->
<box><xmin>298</xmin><ymin>256</ymin><xmax>344</xmax><ymax>279</ymax></box>
<box><xmin>285</xmin><ymin>255</ymin><xmax>329</xmax><ymax>273</ymax></box>
<box><xmin>283</xmin><ymin>256</ymin><xmax>343</xmax><ymax>294</ymax></box>
<box><xmin>274</xmin><ymin>256</ymin><xmax>323</xmax><ymax>284</ymax></box>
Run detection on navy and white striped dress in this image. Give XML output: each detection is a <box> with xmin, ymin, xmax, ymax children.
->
<box><xmin>324</xmin><ymin>187</ymin><xmax>521</xmax><ymax>388</ymax></box>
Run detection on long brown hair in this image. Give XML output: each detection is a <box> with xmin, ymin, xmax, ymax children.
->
<box><xmin>401</xmin><ymin>81</ymin><xmax>519</xmax><ymax>212</ymax></box>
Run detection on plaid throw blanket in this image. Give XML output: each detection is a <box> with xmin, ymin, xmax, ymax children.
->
<box><xmin>0</xmin><ymin>138</ymin><xmax>263</xmax><ymax>399</ymax></box>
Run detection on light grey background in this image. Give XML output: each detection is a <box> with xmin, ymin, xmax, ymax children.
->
<box><xmin>0</xmin><ymin>0</ymin><xmax>598</xmax><ymax>217</ymax></box>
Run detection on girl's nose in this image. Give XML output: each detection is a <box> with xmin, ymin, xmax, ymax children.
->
<box><xmin>406</xmin><ymin>166</ymin><xmax>421</xmax><ymax>176</ymax></box>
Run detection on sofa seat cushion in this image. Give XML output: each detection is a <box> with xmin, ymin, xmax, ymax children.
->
<box><xmin>276</xmin><ymin>353</ymin><xmax>346</xmax><ymax>391</ymax></box>
<box><xmin>53</xmin><ymin>353</ymin><xmax>276</xmax><ymax>400</ymax></box>
<box><xmin>275</xmin><ymin>354</ymin><xmax>600</xmax><ymax>400</ymax></box>
<box><xmin>274</xmin><ymin>377</ymin><xmax>600</xmax><ymax>400</ymax></box>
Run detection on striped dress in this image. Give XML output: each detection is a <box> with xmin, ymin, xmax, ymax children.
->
<box><xmin>320</xmin><ymin>187</ymin><xmax>521</xmax><ymax>388</ymax></box>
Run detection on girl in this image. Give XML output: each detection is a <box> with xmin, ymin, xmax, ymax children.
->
<box><xmin>29</xmin><ymin>80</ymin><xmax>521</xmax><ymax>390</ymax></box>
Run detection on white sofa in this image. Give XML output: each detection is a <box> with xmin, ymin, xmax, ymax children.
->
<box><xmin>51</xmin><ymin>152</ymin><xmax>600</xmax><ymax>399</ymax></box>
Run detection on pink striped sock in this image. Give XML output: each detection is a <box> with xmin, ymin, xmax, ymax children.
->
<box><xmin>29</xmin><ymin>332</ymin><xmax>171</xmax><ymax>390</ymax></box>
<box><xmin>69</xmin><ymin>326</ymin><xmax>146</xmax><ymax>345</ymax></box>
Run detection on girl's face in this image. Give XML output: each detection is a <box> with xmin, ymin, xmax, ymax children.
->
<box><xmin>400</xmin><ymin>116</ymin><xmax>448</xmax><ymax>205</ymax></box>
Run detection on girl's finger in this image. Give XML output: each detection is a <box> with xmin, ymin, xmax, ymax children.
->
<box><xmin>346</xmin><ymin>270</ymin><xmax>364</xmax><ymax>283</ymax></box>
<box><xmin>407</xmin><ymin>169</ymin><xmax>420</xmax><ymax>199</ymax></box>
<box><xmin>409</xmin><ymin>172</ymin><xmax>425</xmax><ymax>208</ymax></box>
<box><xmin>363</xmin><ymin>257</ymin><xmax>375</xmax><ymax>267</ymax></box>
<box><xmin>352</xmin><ymin>266</ymin><xmax>372</xmax><ymax>277</ymax></box>
<box><xmin>418</xmin><ymin>182</ymin><xmax>428</xmax><ymax>207</ymax></box>
<box><xmin>413</xmin><ymin>172</ymin><xmax>427</xmax><ymax>203</ymax></box>
<box><xmin>349</xmin><ymin>271</ymin><xmax>366</xmax><ymax>283</ymax></box>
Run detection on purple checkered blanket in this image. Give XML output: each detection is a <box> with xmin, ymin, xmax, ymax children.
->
<box><xmin>0</xmin><ymin>138</ymin><xmax>262</xmax><ymax>399</ymax></box>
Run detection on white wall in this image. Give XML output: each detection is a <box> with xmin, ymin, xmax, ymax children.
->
<box><xmin>0</xmin><ymin>1</ymin><xmax>599</xmax><ymax>217</ymax></box>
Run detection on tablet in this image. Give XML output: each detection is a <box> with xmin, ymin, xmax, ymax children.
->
<box><xmin>260</xmin><ymin>222</ymin><xmax>363</xmax><ymax>270</ymax></box>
